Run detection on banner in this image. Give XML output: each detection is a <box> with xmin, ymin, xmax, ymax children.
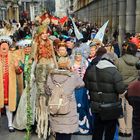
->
<box><xmin>70</xmin><ymin>17</ymin><xmax>83</xmax><ymax>40</ymax></box>
<box><xmin>94</xmin><ymin>20</ymin><xmax>109</xmax><ymax>42</ymax></box>
<box><xmin>51</xmin><ymin>16</ymin><xmax>59</xmax><ymax>25</ymax></box>
<box><xmin>59</xmin><ymin>16</ymin><xmax>68</xmax><ymax>26</ymax></box>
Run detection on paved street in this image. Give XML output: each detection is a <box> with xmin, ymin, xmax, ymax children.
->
<box><xmin>0</xmin><ymin>115</ymin><xmax>132</xmax><ymax>140</ymax></box>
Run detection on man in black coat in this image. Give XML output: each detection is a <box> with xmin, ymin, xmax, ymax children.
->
<box><xmin>84</xmin><ymin>52</ymin><xmax>126</xmax><ymax>140</ymax></box>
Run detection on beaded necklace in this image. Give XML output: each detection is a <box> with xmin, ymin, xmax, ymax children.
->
<box><xmin>0</xmin><ymin>52</ymin><xmax>16</xmax><ymax>74</ymax></box>
<box><xmin>0</xmin><ymin>55</ymin><xmax>9</xmax><ymax>75</ymax></box>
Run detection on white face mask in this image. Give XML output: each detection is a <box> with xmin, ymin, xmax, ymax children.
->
<box><xmin>0</xmin><ymin>42</ymin><xmax>9</xmax><ymax>54</ymax></box>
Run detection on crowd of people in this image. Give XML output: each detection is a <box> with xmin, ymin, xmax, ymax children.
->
<box><xmin>0</xmin><ymin>11</ymin><xmax>140</xmax><ymax>140</ymax></box>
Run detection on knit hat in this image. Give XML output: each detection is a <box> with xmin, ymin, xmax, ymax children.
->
<box><xmin>129</xmin><ymin>37</ymin><xmax>140</xmax><ymax>49</ymax></box>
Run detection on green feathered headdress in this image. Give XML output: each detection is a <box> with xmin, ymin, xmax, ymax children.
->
<box><xmin>36</xmin><ymin>24</ymin><xmax>48</xmax><ymax>34</ymax></box>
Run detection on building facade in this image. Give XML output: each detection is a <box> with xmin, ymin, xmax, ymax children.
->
<box><xmin>73</xmin><ymin>0</ymin><xmax>140</xmax><ymax>44</ymax></box>
<box><xmin>16</xmin><ymin>0</ymin><xmax>55</xmax><ymax>21</ymax></box>
<box><xmin>1</xmin><ymin>0</ymin><xmax>20</xmax><ymax>22</ymax></box>
<box><xmin>20</xmin><ymin>0</ymin><xmax>41</xmax><ymax>21</ymax></box>
<box><xmin>0</xmin><ymin>0</ymin><xmax>6</xmax><ymax>21</ymax></box>
<box><xmin>55</xmin><ymin>0</ymin><xmax>70</xmax><ymax>17</ymax></box>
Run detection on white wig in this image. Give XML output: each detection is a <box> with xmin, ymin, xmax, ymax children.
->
<box><xmin>0</xmin><ymin>36</ymin><xmax>13</xmax><ymax>46</ymax></box>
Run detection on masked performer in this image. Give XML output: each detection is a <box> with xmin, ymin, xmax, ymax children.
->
<box><xmin>33</xmin><ymin>24</ymin><xmax>57</xmax><ymax>139</ymax></box>
<box><xmin>0</xmin><ymin>36</ymin><xmax>23</xmax><ymax>132</ymax></box>
<box><xmin>13</xmin><ymin>39</ymin><xmax>37</xmax><ymax>130</ymax></box>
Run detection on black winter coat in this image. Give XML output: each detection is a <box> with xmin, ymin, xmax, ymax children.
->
<box><xmin>83</xmin><ymin>60</ymin><xmax>126</xmax><ymax>113</ymax></box>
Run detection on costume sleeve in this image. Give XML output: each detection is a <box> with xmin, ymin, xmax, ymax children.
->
<box><xmin>15</xmin><ymin>61</ymin><xmax>24</xmax><ymax>74</ymax></box>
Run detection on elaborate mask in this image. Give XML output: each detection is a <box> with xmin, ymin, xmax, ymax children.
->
<box><xmin>0</xmin><ymin>42</ymin><xmax>9</xmax><ymax>55</ymax></box>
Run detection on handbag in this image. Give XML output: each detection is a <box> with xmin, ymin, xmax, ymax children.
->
<box><xmin>93</xmin><ymin>66</ymin><xmax>123</xmax><ymax>120</ymax></box>
<box><xmin>99</xmin><ymin>100</ymin><xmax>123</xmax><ymax>120</ymax></box>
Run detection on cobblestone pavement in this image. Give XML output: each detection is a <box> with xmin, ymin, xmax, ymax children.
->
<box><xmin>0</xmin><ymin>115</ymin><xmax>132</xmax><ymax>140</ymax></box>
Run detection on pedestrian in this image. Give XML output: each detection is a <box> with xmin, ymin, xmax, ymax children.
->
<box><xmin>90</xmin><ymin>46</ymin><xmax>107</xmax><ymax>66</ymax></box>
<box><xmin>127</xmin><ymin>61</ymin><xmax>140</xmax><ymax>140</ymax></box>
<box><xmin>105</xmin><ymin>42</ymin><xmax>114</xmax><ymax>53</ymax></box>
<box><xmin>87</xmin><ymin>42</ymin><xmax>98</xmax><ymax>63</ymax></box>
<box><xmin>56</xmin><ymin>42</ymin><xmax>71</xmax><ymax>70</ymax></box>
<box><xmin>84</xmin><ymin>52</ymin><xmax>126</xmax><ymax>140</ymax></box>
<box><xmin>45</xmin><ymin>60</ymin><xmax>85</xmax><ymax>140</ymax></box>
<box><xmin>116</xmin><ymin>42</ymin><xmax>139</xmax><ymax>137</ymax></box>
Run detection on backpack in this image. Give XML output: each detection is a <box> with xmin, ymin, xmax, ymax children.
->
<box><xmin>48</xmin><ymin>75</ymin><xmax>70</xmax><ymax>115</ymax></box>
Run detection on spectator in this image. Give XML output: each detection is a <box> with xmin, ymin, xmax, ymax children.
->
<box><xmin>45</xmin><ymin>61</ymin><xmax>84</xmax><ymax>140</ymax></box>
<box><xmin>121</xmin><ymin>42</ymin><xmax>128</xmax><ymax>56</ymax></box>
<box><xmin>116</xmin><ymin>42</ymin><xmax>139</xmax><ymax>137</ymax></box>
<box><xmin>87</xmin><ymin>43</ymin><xmax>98</xmax><ymax>63</ymax></box>
<box><xmin>90</xmin><ymin>46</ymin><xmax>107</xmax><ymax>66</ymax></box>
<box><xmin>84</xmin><ymin>52</ymin><xmax>126</xmax><ymax>140</ymax></box>
<box><xmin>127</xmin><ymin>61</ymin><xmax>140</xmax><ymax>140</ymax></box>
<box><xmin>113</xmin><ymin>29</ymin><xmax>119</xmax><ymax>41</ymax></box>
<box><xmin>56</xmin><ymin>42</ymin><xmax>71</xmax><ymax>70</ymax></box>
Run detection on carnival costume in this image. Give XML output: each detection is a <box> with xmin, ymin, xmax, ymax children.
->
<box><xmin>32</xmin><ymin>16</ymin><xmax>57</xmax><ymax>139</ymax></box>
<box><xmin>71</xmin><ymin>47</ymin><xmax>93</xmax><ymax>134</ymax></box>
<box><xmin>13</xmin><ymin>39</ymin><xmax>37</xmax><ymax>130</ymax></box>
<box><xmin>0</xmin><ymin>36</ymin><xmax>23</xmax><ymax>132</ymax></box>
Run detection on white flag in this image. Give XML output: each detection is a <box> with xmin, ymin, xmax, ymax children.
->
<box><xmin>70</xmin><ymin>17</ymin><xmax>83</xmax><ymax>40</ymax></box>
<box><xmin>94</xmin><ymin>20</ymin><xmax>109</xmax><ymax>42</ymax></box>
